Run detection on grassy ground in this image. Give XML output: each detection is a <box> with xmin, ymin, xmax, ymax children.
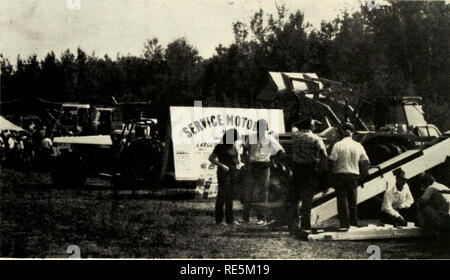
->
<box><xmin>1</xmin><ymin>168</ymin><xmax>449</xmax><ymax>259</ymax></box>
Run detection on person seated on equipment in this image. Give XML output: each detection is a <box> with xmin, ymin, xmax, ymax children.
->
<box><xmin>380</xmin><ymin>168</ymin><xmax>417</xmax><ymax>226</ymax></box>
<box><xmin>417</xmin><ymin>176</ymin><xmax>450</xmax><ymax>239</ymax></box>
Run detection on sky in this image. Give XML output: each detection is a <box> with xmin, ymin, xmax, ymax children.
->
<box><xmin>0</xmin><ymin>0</ymin><xmax>363</xmax><ymax>61</ymax></box>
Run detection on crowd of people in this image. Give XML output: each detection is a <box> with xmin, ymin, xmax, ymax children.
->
<box><xmin>0</xmin><ymin>125</ymin><xmax>54</xmax><ymax>171</ymax></box>
<box><xmin>209</xmin><ymin>119</ymin><xmax>450</xmax><ymax>240</ymax></box>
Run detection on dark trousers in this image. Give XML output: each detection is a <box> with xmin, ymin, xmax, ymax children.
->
<box><xmin>215</xmin><ymin>168</ymin><xmax>237</xmax><ymax>224</ymax></box>
<box><xmin>419</xmin><ymin>205</ymin><xmax>450</xmax><ymax>238</ymax></box>
<box><xmin>289</xmin><ymin>163</ymin><xmax>318</xmax><ymax>231</ymax></box>
<box><xmin>381</xmin><ymin>203</ymin><xmax>417</xmax><ymax>226</ymax></box>
<box><xmin>334</xmin><ymin>173</ymin><xmax>358</xmax><ymax>228</ymax></box>
<box><xmin>242</xmin><ymin>162</ymin><xmax>270</xmax><ymax>222</ymax></box>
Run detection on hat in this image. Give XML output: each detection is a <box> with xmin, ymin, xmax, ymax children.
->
<box><xmin>341</xmin><ymin>122</ymin><xmax>355</xmax><ymax>132</ymax></box>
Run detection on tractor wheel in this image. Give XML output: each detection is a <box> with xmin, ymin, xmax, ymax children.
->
<box><xmin>365</xmin><ymin>144</ymin><xmax>391</xmax><ymax>165</ymax></box>
<box><xmin>268</xmin><ymin>161</ymin><xmax>292</xmax><ymax>203</ymax></box>
<box><xmin>119</xmin><ymin>138</ymin><xmax>164</xmax><ymax>190</ymax></box>
<box><xmin>266</xmin><ymin>161</ymin><xmax>293</xmax><ymax>225</ymax></box>
<box><xmin>387</xmin><ymin>143</ymin><xmax>406</xmax><ymax>157</ymax></box>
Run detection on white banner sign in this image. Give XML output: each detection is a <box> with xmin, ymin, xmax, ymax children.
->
<box><xmin>170</xmin><ymin>106</ymin><xmax>285</xmax><ymax>182</ymax></box>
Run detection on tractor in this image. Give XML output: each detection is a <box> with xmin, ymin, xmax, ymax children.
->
<box><xmin>269</xmin><ymin>72</ymin><xmax>443</xmax><ymax>165</ymax></box>
<box><xmin>254</xmin><ymin>72</ymin><xmax>447</xmax><ymax>222</ymax></box>
<box><xmin>51</xmin><ymin>117</ymin><xmax>169</xmax><ymax>191</ymax></box>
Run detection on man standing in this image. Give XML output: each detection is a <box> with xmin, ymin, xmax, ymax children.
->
<box><xmin>380</xmin><ymin>168</ymin><xmax>416</xmax><ymax>226</ymax></box>
<box><xmin>289</xmin><ymin>118</ymin><xmax>327</xmax><ymax>234</ymax></box>
<box><xmin>41</xmin><ymin>132</ymin><xmax>53</xmax><ymax>167</ymax></box>
<box><xmin>329</xmin><ymin>122</ymin><xmax>370</xmax><ymax>230</ymax></box>
<box><xmin>242</xmin><ymin>119</ymin><xmax>285</xmax><ymax>225</ymax></box>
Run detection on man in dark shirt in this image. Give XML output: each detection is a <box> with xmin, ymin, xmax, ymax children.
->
<box><xmin>209</xmin><ymin>129</ymin><xmax>241</xmax><ymax>225</ymax></box>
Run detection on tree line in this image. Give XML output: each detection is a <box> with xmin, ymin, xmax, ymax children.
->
<box><xmin>1</xmin><ymin>1</ymin><xmax>449</xmax><ymax>130</ymax></box>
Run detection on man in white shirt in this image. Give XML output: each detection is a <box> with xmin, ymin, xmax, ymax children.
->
<box><xmin>329</xmin><ymin>122</ymin><xmax>370</xmax><ymax>230</ymax></box>
<box><xmin>41</xmin><ymin>137</ymin><xmax>52</xmax><ymax>150</ymax></box>
<box><xmin>242</xmin><ymin>119</ymin><xmax>285</xmax><ymax>225</ymax></box>
<box><xmin>41</xmin><ymin>134</ymin><xmax>53</xmax><ymax>166</ymax></box>
<box><xmin>380</xmin><ymin>168</ymin><xmax>416</xmax><ymax>226</ymax></box>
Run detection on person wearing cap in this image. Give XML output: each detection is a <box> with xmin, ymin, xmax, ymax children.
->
<box><xmin>242</xmin><ymin>119</ymin><xmax>285</xmax><ymax>225</ymax></box>
<box><xmin>288</xmin><ymin>118</ymin><xmax>327</xmax><ymax>234</ymax></box>
<box><xmin>329</xmin><ymin>122</ymin><xmax>370</xmax><ymax>230</ymax></box>
<box><xmin>380</xmin><ymin>168</ymin><xmax>416</xmax><ymax>226</ymax></box>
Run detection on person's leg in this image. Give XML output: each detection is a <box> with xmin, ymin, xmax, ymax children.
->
<box><xmin>288</xmin><ymin>165</ymin><xmax>302</xmax><ymax>232</ymax></box>
<box><xmin>346</xmin><ymin>175</ymin><xmax>359</xmax><ymax>227</ymax></box>
<box><xmin>300</xmin><ymin>168</ymin><xmax>316</xmax><ymax>230</ymax></box>
<box><xmin>300</xmin><ymin>185</ymin><xmax>313</xmax><ymax>229</ymax></box>
<box><xmin>334</xmin><ymin>174</ymin><xmax>350</xmax><ymax>228</ymax></box>
<box><xmin>263</xmin><ymin>165</ymin><xmax>270</xmax><ymax>201</ymax></box>
<box><xmin>242</xmin><ymin>164</ymin><xmax>257</xmax><ymax>222</ymax></box>
<box><xmin>215</xmin><ymin>172</ymin><xmax>226</xmax><ymax>224</ymax></box>
<box><xmin>288</xmin><ymin>187</ymin><xmax>300</xmax><ymax>232</ymax></box>
<box><xmin>419</xmin><ymin>206</ymin><xmax>445</xmax><ymax>238</ymax></box>
<box><xmin>225</xmin><ymin>170</ymin><xmax>236</xmax><ymax>224</ymax></box>
<box><xmin>253</xmin><ymin>164</ymin><xmax>270</xmax><ymax>221</ymax></box>
<box><xmin>260</xmin><ymin>165</ymin><xmax>271</xmax><ymax>221</ymax></box>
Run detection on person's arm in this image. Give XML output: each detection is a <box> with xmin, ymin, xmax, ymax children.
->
<box><xmin>235</xmin><ymin>142</ymin><xmax>244</xmax><ymax>168</ymax></box>
<box><xmin>359</xmin><ymin>145</ymin><xmax>370</xmax><ymax>178</ymax></box>
<box><xmin>315</xmin><ymin>138</ymin><xmax>328</xmax><ymax>171</ymax></box>
<box><xmin>316</xmin><ymin>138</ymin><xmax>328</xmax><ymax>160</ymax></box>
<box><xmin>400</xmin><ymin>184</ymin><xmax>414</xmax><ymax>209</ymax></box>
<box><xmin>208</xmin><ymin>152</ymin><xmax>229</xmax><ymax>172</ymax></box>
<box><xmin>328</xmin><ymin>144</ymin><xmax>339</xmax><ymax>172</ymax></box>
<box><xmin>359</xmin><ymin>160</ymin><xmax>370</xmax><ymax>178</ymax></box>
<box><xmin>381</xmin><ymin>189</ymin><xmax>402</xmax><ymax>218</ymax></box>
<box><xmin>241</xmin><ymin>136</ymin><xmax>250</xmax><ymax>163</ymax></box>
<box><xmin>269</xmin><ymin>136</ymin><xmax>285</xmax><ymax>159</ymax></box>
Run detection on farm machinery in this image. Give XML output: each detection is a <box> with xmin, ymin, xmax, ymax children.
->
<box><xmin>258</xmin><ymin>72</ymin><xmax>450</xmax><ymax>225</ymax></box>
<box><xmin>51</xmin><ymin>116</ymin><xmax>172</xmax><ymax>190</ymax></box>
<box><xmin>0</xmin><ymin>97</ymin><xmax>176</xmax><ymax>190</ymax></box>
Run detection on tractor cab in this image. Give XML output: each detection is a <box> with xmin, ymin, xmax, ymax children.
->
<box><xmin>374</xmin><ymin>96</ymin><xmax>441</xmax><ymax>137</ymax></box>
<box><xmin>118</xmin><ymin>118</ymin><xmax>158</xmax><ymax>141</ymax></box>
<box><xmin>356</xmin><ymin>96</ymin><xmax>442</xmax><ymax>165</ymax></box>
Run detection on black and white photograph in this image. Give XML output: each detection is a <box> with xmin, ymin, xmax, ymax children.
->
<box><xmin>0</xmin><ymin>0</ymin><xmax>449</xmax><ymax>262</ymax></box>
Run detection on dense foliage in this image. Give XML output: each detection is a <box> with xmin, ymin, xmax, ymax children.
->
<box><xmin>1</xmin><ymin>1</ymin><xmax>449</xmax><ymax>129</ymax></box>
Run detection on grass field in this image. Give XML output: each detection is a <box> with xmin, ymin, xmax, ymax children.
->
<box><xmin>1</xmin><ymin>168</ymin><xmax>449</xmax><ymax>259</ymax></box>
